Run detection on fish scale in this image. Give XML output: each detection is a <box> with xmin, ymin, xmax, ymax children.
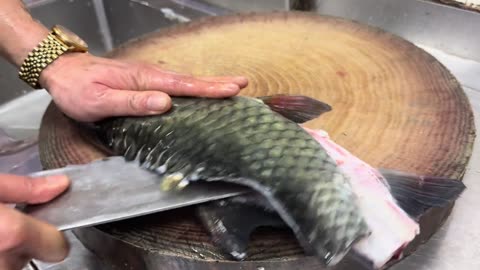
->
<box><xmin>93</xmin><ymin>95</ymin><xmax>370</xmax><ymax>265</ymax></box>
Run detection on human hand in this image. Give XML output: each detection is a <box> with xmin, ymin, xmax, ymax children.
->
<box><xmin>0</xmin><ymin>174</ymin><xmax>70</xmax><ymax>270</ymax></box>
<box><xmin>39</xmin><ymin>53</ymin><xmax>249</xmax><ymax>122</ymax></box>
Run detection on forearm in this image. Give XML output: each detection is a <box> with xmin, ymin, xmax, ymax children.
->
<box><xmin>0</xmin><ymin>0</ymin><xmax>49</xmax><ymax>67</ymax></box>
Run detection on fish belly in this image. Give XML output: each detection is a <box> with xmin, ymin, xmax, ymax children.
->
<box><xmin>305</xmin><ymin>128</ymin><xmax>420</xmax><ymax>268</ymax></box>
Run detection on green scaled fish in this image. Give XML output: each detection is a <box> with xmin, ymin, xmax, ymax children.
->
<box><xmin>91</xmin><ymin>95</ymin><xmax>369</xmax><ymax>265</ymax></box>
<box><xmin>87</xmin><ymin>94</ymin><xmax>465</xmax><ymax>268</ymax></box>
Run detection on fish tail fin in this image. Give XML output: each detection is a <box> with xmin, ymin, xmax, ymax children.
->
<box><xmin>379</xmin><ymin>168</ymin><xmax>466</xmax><ymax>219</ymax></box>
<box><xmin>258</xmin><ymin>95</ymin><xmax>332</xmax><ymax>123</ymax></box>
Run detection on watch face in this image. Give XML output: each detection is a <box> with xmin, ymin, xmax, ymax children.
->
<box><xmin>53</xmin><ymin>25</ymin><xmax>88</xmax><ymax>51</ymax></box>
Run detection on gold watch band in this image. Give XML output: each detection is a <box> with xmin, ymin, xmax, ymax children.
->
<box><xmin>18</xmin><ymin>33</ymin><xmax>69</xmax><ymax>89</ymax></box>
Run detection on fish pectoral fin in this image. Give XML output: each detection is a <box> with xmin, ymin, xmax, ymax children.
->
<box><xmin>258</xmin><ymin>95</ymin><xmax>332</xmax><ymax>123</ymax></box>
<box><xmin>379</xmin><ymin>168</ymin><xmax>466</xmax><ymax>219</ymax></box>
<box><xmin>196</xmin><ymin>195</ymin><xmax>286</xmax><ymax>261</ymax></box>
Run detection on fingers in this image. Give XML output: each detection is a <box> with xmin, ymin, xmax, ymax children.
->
<box><xmin>93</xmin><ymin>89</ymin><xmax>172</xmax><ymax>117</ymax></box>
<box><xmin>0</xmin><ymin>175</ymin><xmax>70</xmax><ymax>268</ymax></box>
<box><xmin>0</xmin><ymin>255</ymin><xmax>29</xmax><ymax>270</ymax></box>
<box><xmin>40</xmin><ymin>54</ymin><xmax>250</xmax><ymax>121</ymax></box>
<box><xmin>199</xmin><ymin>76</ymin><xmax>249</xmax><ymax>88</ymax></box>
<box><xmin>131</xmin><ymin>64</ymin><xmax>248</xmax><ymax>98</ymax></box>
<box><xmin>146</xmin><ymin>72</ymin><xmax>242</xmax><ymax>97</ymax></box>
<box><xmin>0</xmin><ymin>174</ymin><xmax>70</xmax><ymax>204</ymax></box>
<box><xmin>0</xmin><ymin>204</ymin><xmax>69</xmax><ymax>263</ymax></box>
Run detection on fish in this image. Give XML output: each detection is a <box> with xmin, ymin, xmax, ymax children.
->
<box><xmin>85</xmin><ymin>94</ymin><xmax>466</xmax><ymax>269</ymax></box>
<box><xmin>195</xmin><ymin>127</ymin><xmax>466</xmax><ymax>268</ymax></box>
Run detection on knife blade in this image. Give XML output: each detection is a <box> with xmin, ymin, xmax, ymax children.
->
<box><xmin>20</xmin><ymin>156</ymin><xmax>248</xmax><ymax>231</ymax></box>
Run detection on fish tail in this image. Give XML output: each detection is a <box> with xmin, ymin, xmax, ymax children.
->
<box><xmin>379</xmin><ymin>168</ymin><xmax>466</xmax><ymax>219</ymax></box>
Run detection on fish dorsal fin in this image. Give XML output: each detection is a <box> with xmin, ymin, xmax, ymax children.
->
<box><xmin>379</xmin><ymin>168</ymin><xmax>466</xmax><ymax>220</ymax></box>
<box><xmin>259</xmin><ymin>95</ymin><xmax>332</xmax><ymax>123</ymax></box>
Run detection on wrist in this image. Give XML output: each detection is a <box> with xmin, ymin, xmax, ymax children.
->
<box><xmin>38</xmin><ymin>53</ymin><xmax>86</xmax><ymax>91</ymax></box>
<box><xmin>14</xmin><ymin>22</ymin><xmax>50</xmax><ymax>67</ymax></box>
<box><xmin>18</xmin><ymin>25</ymin><xmax>89</xmax><ymax>89</ymax></box>
<box><xmin>0</xmin><ymin>7</ymin><xmax>49</xmax><ymax>67</ymax></box>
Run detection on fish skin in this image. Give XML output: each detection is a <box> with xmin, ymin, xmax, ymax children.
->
<box><xmin>93</xmin><ymin>95</ymin><xmax>370</xmax><ymax>265</ymax></box>
<box><xmin>196</xmin><ymin>127</ymin><xmax>465</xmax><ymax>268</ymax></box>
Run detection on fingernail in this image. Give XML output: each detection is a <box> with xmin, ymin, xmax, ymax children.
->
<box><xmin>233</xmin><ymin>76</ymin><xmax>248</xmax><ymax>86</ymax></box>
<box><xmin>45</xmin><ymin>175</ymin><xmax>70</xmax><ymax>186</ymax></box>
<box><xmin>147</xmin><ymin>95</ymin><xmax>168</xmax><ymax>111</ymax></box>
<box><xmin>233</xmin><ymin>76</ymin><xmax>248</xmax><ymax>88</ymax></box>
<box><xmin>222</xmin><ymin>83</ymin><xmax>240</xmax><ymax>92</ymax></box>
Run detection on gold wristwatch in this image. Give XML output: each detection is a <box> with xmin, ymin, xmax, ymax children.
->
<box><xmin>18</xmin><ymin>25</ymin><xmax>89</xmax><ymax>89</ymax></box>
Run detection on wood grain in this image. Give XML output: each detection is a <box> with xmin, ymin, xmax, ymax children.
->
<box><xmin>39</xmin><ymin>12</ymin><xmax>475</xmax><ymax>269</ymax></box>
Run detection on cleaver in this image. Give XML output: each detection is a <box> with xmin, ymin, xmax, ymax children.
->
<box><xmin>19</xmin><ymin>156</ymin><xmax>248</xmax><ymax>231</ymax></box>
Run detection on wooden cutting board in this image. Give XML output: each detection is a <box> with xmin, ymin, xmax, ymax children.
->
<box><xmin>39</xmin><ymin>11</ymin><xmax>475</xmax><ymax>270</ymax></box>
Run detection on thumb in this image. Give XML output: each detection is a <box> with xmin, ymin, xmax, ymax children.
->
<box><xmin>93</xmin><ymin>89</ymin><xmax>172</xmax><ymax>118</ymax></box>
<box><xmin>0</xmin><ymin>174</ymin><xmax>70</xmax><ymax>204</ymax></box>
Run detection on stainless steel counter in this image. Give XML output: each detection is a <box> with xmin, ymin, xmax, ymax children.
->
<box><xmin>1</xmin><ymin>0</ymin><xmax>478</xmax><ymax>270</ymax></box>
<box><xmin>392</xmin><ymin>46</ymin><xmax>480</xmax><ymax>270</ymax></box>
